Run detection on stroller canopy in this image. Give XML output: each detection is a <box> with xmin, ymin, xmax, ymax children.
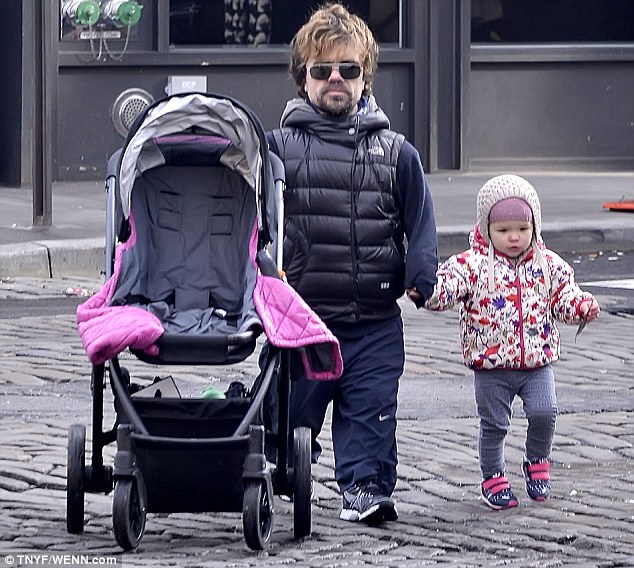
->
<box><xmin>118</xmin><ymin>92</ymin><xmax>272</xmax><ymax>238</ymax></box>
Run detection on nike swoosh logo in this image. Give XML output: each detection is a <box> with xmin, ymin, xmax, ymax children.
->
<box><xmin>379</xmin><ymin>414</ymin><xmax>390</xmax><ymax>422</ymax></box>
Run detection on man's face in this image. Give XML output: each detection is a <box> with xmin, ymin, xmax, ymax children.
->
<box><xmin>304</xmin><ymin>42</ymin><xmax>364</xmax><ymax>117</ymax></box>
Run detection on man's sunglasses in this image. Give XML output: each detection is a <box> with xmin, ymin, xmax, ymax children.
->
<box><xmin>308</xmin><ymin>63</ymin><xmax>362</xmax><ymax>81</ymax></box>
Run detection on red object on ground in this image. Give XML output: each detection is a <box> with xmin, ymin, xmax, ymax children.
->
<box><xmin>602</xmin><ymin>200</ymin><xmax>634</xmax><ymax>211</ymax></box>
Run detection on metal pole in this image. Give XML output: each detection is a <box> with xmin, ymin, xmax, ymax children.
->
<box><xmin>32</xmin><ymin>0</ymin><xmax>52</xmax><ymax>226</ymax></box>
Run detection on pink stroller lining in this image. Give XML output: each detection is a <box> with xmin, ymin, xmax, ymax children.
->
<box><xmin>77</xmin><ymin>232</ymin><xmax>162</xmax><ymax>365</ymax></box>
<box><xmin>77</xmin><ymin>222</ymin><xmax>342</xmax><ymax>380</ymax></box>
<box><xmin>248</xmin><ymin>228</ymin><xmax>342</xmax><ymax>381</ymax></box>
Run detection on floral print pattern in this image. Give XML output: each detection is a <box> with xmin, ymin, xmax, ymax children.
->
<box><xmin>425</xmin><ymin>227</ymin><xmax>594</xmax><ymax>370</ymax></box>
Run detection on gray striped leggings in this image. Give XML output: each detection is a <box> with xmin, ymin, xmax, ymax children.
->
<box><xmin>474</xmin><ymin>365</ymin><xmax>557</xmax><ymax>478</ymax></box>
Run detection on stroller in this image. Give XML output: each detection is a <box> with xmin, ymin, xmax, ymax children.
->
<box><xmin>68</xmin><ymin>92</ymin><xmax>342</xmax><ymax>551</ymax></box>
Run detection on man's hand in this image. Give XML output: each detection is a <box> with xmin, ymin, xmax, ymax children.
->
<box><xmin>406</xmin><ymin>287</ymin><xmax>424</xmax><ymax>308</ymax></box>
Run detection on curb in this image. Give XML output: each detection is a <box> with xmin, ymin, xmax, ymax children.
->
<box><xmin>541</xmin><ymin>224</ymin><xmax>634</xmax><ymax>256</ymax></box>
<box><xmin>438</xmin><ymin>221</ymin><xmax>634</xmax><ymax>258</ymax></box>
<box><xmin>1</xmin><ymin>224</ymin><xmax>633</xmax><ymax>279</ymax></box>
<box><xmin>0</xmin><ymin>242</ymin><xmax>51</xmax><ymax>278</ymax></box>
<box><xmin>0</xmin><ymin>238</ymin><xmax>105</xmax><ymax>279</ymax></box>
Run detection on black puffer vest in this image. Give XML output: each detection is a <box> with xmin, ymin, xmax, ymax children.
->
<box><xmin>270</xmin><ymin>98</ymin><xmax>405</xmax><ymax>323</ymax></box>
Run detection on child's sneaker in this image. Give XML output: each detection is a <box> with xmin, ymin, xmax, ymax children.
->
<box><xmin>522</xmin><ymin>458</ymin><xmax>551</xmax><ymax>501</ymax></box>
<box><xmin>481</xmin><ymin>473</ymin><xmax>519</xmax><ymax>510</ymax></box>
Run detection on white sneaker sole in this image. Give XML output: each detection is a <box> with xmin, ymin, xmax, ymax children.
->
<box><xmin>339</xmin><ymin>501</ymin><xmax>398</xmax><ymax>523</ymax></box>
<box><xmin>481</xmin><ymin>493</ymin><xmax>518</xmax><ymax>510</ymax></box>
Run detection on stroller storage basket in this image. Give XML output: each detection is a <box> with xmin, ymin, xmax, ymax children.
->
<box><xmin>130</xmin><ymin>429</ymin><xmax>251</xmax><ymax>514</ymax></box>
<box><xmin>122</xmin><ymin>396</ymin><xmax>254</xmax><ymax>438</ymax></box>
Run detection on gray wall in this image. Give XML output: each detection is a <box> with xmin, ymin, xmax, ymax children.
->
<box><xmin>56</xmin><ymin>64</ymin><xmax>414</xmax><ymax>180</ymax></box>
<box><xmin>4</xmin><ymin>0</ymin><xmax>633</xmax><ymax>186</ymax></box>
<box><xmin>465</xmin><ymin>58</ymin><xmax>634</xmax><ymax>171</ymax></box>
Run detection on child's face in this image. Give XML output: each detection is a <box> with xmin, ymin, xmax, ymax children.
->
<box><xmin>489</xmin><ymin>220</ymin><xmax>533</xmax><ymax>259</ymax></box>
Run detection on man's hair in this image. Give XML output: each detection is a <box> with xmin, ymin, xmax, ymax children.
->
<box><xmin>289</xmin><ymin>2</ymin><xmax>379</xmax><ymax>99</ymax></box>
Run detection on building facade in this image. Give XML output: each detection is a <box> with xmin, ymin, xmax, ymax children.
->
<box><xmin>2</xmin><ymin>0</ymin><xmax>633</xmax><ymax>188</ymax></box>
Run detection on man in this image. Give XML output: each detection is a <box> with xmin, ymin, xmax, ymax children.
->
<box><xmin>267</xmin><ymin>2</ymin><xmax>438</xmax><ymax>524</ymax></box>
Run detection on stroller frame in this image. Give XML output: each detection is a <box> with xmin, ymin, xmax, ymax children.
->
<box><xmin>66</xmin><ymin>93</ymin><xmax>313</xmax><ymax>551</ymax></box>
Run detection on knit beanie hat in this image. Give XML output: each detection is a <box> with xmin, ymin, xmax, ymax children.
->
<box><xmin>475</xmin><ymin>175</ymin><xmax>549</xmax><ymax>292</ymax></box>
<box><xmin>476</xmin><ymin>175</ymin><xmax>542</xmax><ymax>244</ymax></box>
<box><xmin>488</xmin><ymin>197</ymin><xmax>533</xmax><ymax>225</ymax></box>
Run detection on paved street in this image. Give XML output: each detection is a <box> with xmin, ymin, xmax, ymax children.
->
<box><xmin>0</xmin><ymin>276</ymin><xmax>632</xmax><ymax>567</ymax></box>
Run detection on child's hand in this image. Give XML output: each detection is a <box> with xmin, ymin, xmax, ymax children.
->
<box><xmin>579</xmin><ymin>298</ymin><xmax>600</xmax><ymax>323</ymax></box>
<box><xmin>575</xmin><ymin>299</ymin><xmax>599</xmax><ymax>342</ymax></box>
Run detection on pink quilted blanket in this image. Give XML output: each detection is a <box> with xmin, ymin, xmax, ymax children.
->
<box><xmin>76</xmin><ymin>223</ymin><xmax>342</xmax><ymax>380</ymax></box>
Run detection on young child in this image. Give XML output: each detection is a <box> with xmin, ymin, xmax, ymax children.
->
<box><xmin>424</xmin><ymin>174</ymin><xmax>600</xmax><ymax>510</ymax></box>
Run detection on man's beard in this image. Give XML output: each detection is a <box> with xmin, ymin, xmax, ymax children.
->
<box><xmin>316</xmin><ymin>88</ymin><xmax>357</xmax><ymax>117</ymax></box>
<box><xmin>321</xmin><ymin>101</ymin><xmax>355</xmax><ymax>117</ymax></box>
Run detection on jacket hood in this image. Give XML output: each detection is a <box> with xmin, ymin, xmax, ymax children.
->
<box><xmin>471</xmin><ymin>224</ymin><xmax>547</xmax><ymax>260</ymax></box>
<box><xmin>471</xmin><ymin>221</ymin><xmax>551</xmax><ymax>293</ymax></box>
<box><xmin>279</xmin><ymin>96</ymin><xmax>390</xmax><ymax>146</ymax></box>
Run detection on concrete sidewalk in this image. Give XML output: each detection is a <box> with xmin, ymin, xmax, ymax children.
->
<box><xmin>1</xmin><ymin>172</ymin><xmax>633</xmax><ymax>278</ymax></box>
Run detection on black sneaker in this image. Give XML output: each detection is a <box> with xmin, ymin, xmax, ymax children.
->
<box><xmin>339</xmin><ymin>480</ymin><xmax>398</xmax><ymax>524</ymax></box>
<box><xmin>522</xmin><ymin>458</ymin><xmax>552</xmax><ymax>501</ymax></box>
<box><xmin>481</xmin><ymin>473</ymin><xmax>519</xmax><ymax>510</ymax></box>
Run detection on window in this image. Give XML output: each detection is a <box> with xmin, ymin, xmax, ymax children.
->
<box><xmin>169</xmin><ymin>0</ymin><xmax>401</xmax><ymax>47</ymax></box>
<box><xmin>471</xmin><ymin>0</ymin><xmax>634</xmax><ymax>43</ymax></box>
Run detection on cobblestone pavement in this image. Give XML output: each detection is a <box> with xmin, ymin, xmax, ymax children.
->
<box><xmin>0</xmin><ymin>278</ymin><xmax>633</xmax><ymax>567</ymax></box>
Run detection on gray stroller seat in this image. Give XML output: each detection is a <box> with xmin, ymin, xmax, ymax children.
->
<box><xmin>110</xmin><ymin>135</ymin><xmax>263</xmax><ymax>364</ymax></box>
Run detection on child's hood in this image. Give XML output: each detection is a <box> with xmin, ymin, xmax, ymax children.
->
<box><xmin>469</xmin><ymin>223</ymin><xmax>550</xmax><ymax>293</ymax></box>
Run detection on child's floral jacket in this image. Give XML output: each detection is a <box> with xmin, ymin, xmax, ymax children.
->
<box><xmin>425</xmin><ymin>226</ymin><xmax>594</xmax><ymax>370</ymax></box>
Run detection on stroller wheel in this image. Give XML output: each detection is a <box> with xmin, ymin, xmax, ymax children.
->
<box><xmin>243</xmin><ymin>480</ymin><xmax>273</xmax><ymax>550</ymax></box>
<box><xmin>292</xmin><ymin>427</ymin><xmax>312</xmax><ymax>539</ymax></box>
<box><xmin>112</xmin><ymin>478</ymin><xmax>146</xmax><ymax>551</ymax></box>
<box><xmin>66</xmin><ymin>424</ymin><xmax>86</xmax><ymax>534</ymax></box>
